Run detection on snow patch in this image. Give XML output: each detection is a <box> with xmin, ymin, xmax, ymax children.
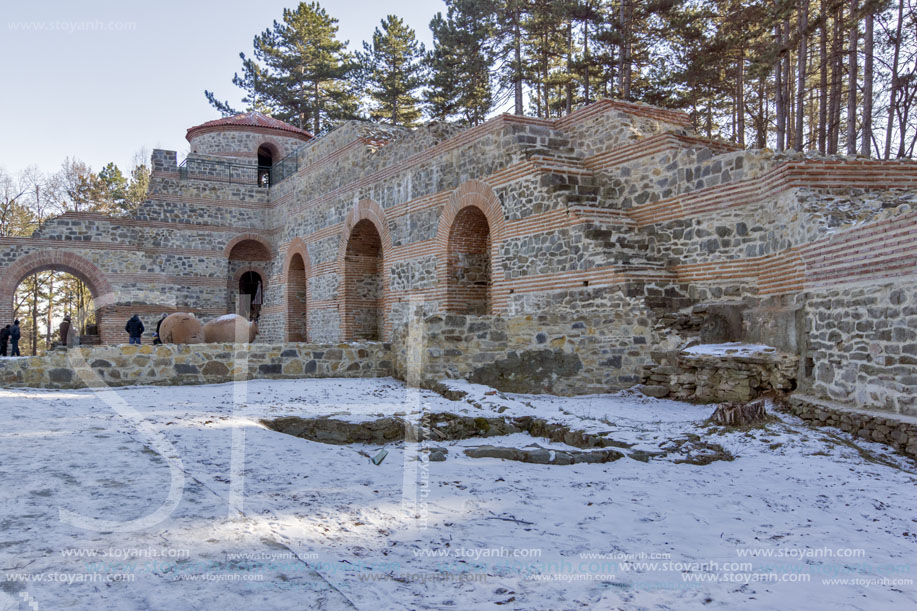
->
<box><xmin>682</xmin><ymin>342</ymin><xmax>779</xmax><ymax>357</ymax></box>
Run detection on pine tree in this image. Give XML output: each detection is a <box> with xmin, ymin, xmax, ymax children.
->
<box><xmin>359</xmin><ymin>15</ymin><xmax>426</xmax><ymax>127</ymax></box>
<box><xmin>97</xmin><ymin>163</ymin><xmax>128</xmax><ymax>213</ymax></box>
<box><xmin>126</xmin><ymin>163</ymin><xmax>150</xmax><ymax>209</ymax></box>
<box><xmin>493</xmin><ymin>0</ymin><xmax>531</xmax><ymax>115</ymax></box>
<box><xmin>425</xmin><ymin>0</ymin><xmax>496</xmax><ymax>125</ymax></box>
<box><xmin>205</xmin><ymin>2</ymin><xmax>358</xmax><ymax>134</ymax></box>
<box><xmin>205</xmin><ymin>53</ymin><xmax>271</xmax><ymax>116</ymax></box>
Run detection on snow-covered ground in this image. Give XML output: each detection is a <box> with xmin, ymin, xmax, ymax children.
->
<box><xmin>1</xmin><ymin>378</ymin><xmax>915</xmax><ymax>610</ymax></box>
<box><xmin>682</xmin><ymin>343</ymin><xmax>779</xmax><ymax>357</ymax></box>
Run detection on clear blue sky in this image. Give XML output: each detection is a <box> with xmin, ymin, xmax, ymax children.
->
<box><xmin>0</xmin><ymin>0</ymin><xmax>445</xmax><ymax>176</ymax></box>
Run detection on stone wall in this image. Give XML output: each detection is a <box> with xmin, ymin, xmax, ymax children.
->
<box><xmin>785</xmin><ymin>394</ymin><xmax>917</xmax><ymax>459</ymax></box>
<box><xmin>393</xmin><ymin>308</ymin><xmax>656</xmax><ymax>395</ymax></box>
<box><xmin>801</xmin><ymin>283</ymin><xmax>917</xmax><ymax>416</ymax></box>
<box><xmin>188</xmin><ymin>129</ymin><xmax>307</xmax><ymax>159</ymax></box>
<box><xmin>0</xmin><ymin>342</ymin><xmax>391</xmax><ymax>389</ymax></box>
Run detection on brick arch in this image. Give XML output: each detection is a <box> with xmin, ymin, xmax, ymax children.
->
<box><xmin>224</xmin><ymin>233</ymin><xmax>273</xmax><ymax>260</ymax></box>
<box><xmin>338</xmin><ymin>199</ymin><xmax>392</xmax><ymax>341</ymax></box>
<box><xmin>336</xmin><ymin>199</ymin><xmax>393</xmax><ymax>262</ymax></box>
<box><xmin>0</xmin><ymin>250</ymin><xmax>117</xmax><ymax>344</ymax></box>
<box><xmin>256</xmin><ymin>140</ymin><xmax>283</xmax><ymax>160</ymax></box>
<box><xmin>434</xmin><ymin>180</ymin><xmax>506</xmax><ymax>314</ymax></box>
<box><xmin>283</xmin><ymin>238</ymin><xmax>310</xmax><ymax>342</ymax></box>
<box><xmin>0</xmin><ymin>250</ymin><xmax>115</xmax><ymax>313</ymax></box>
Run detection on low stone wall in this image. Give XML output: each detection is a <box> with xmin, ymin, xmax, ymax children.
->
<box><xmin>785</xmin><ymin>394</ymin><xmax>917</xmax><ymax>459</ymax></box>
<box><xmin>393</xmin><ymin>312</ymin><xmax>654</xmax><ymax>395</ymax></box>
<box><xmin>0</xmin><ymin>342</ymin><xmax>391</xmax><ymax>389</ymax></box>
<box><xmin>639</xmin><ymin>347</ymin><xmax>798</xmax><ymax>402</ymax></box>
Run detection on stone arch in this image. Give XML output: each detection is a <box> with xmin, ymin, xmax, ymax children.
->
<box><xmin>283</xmin><ymin>237</ymin><xmax>310</xmax><ymax>342</ymax></box>
<box><xmin>254</xmin><ymin>137</ymin><xmax>285</xmax><ymax>160</ymax></box>
<box><xmin>225</xmin><ymin>234</ymin><xmax>273</xmax><ymax>260</ymax></box>
<box><xmin>337</xmin><ymin>199</ymin><xmax>394</xmax><ymax>260</ymax></box>
<box><xmin>339</xmin><ymin>200</ymin><xmax>391</xmax><ymax>341</ymax></box>
<box><xmin>257</xmin><ymin>142</ymin><xmax>281</xmax><ymax>188</ymax></box>
<box><xmin>0</xmin><ymin>250</ymin><xmax>116</xmax><ymax>343</ymax></box>
<box><xmin>226</xmin><ymin>234</ymin><xmax>272</xmax><ymax>320</ymax></box>
<box><xmin>435</xmin><ymin>180</ymin><xmax>505</xmax><ymax>314</ymax></box>
<box><xmin>230</xmin><ymin>266</ymin><xmax>268</xmax><ymax>319</ymax></box>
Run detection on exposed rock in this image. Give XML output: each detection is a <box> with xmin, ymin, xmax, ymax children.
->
<box><xmin>463</xmin><ymin>444</ymin><xmax>624</xmax><ymax>465</ymax></box>
<box><xmin>640</xmin><ymin>345</ymin><xmax>798</xmax><ymax>403</ymax></box>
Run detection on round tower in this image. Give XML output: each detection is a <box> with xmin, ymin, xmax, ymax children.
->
<box><xmin>185</xmin><ymin>111</ymin><xmax>313</xmax><ymax>164</ymax></box>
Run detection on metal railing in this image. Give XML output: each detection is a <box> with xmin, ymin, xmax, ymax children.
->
<box><xmin>178</xmin><ymin>158</ymin><xmax>271</xmax><ymax>187</ymax></box>
<box><xmin>269</xmin><ymin>152</ymin><xmax>300</xmax><ymax>185</ymax></box>
<box><xmin>178</xmin><ymin>125</ymin><xmax>343</xmax><ymax>188</ymax></box>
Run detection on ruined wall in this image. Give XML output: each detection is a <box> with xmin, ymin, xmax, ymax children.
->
<box><xmin>392</xmin><ymin>306</ymin><xmax>656</xmax><ymax>395</ymax></box>
<box><xmin>0</xmin><ymin>342</ymin><xmax>391</xmax><ymax>389</ymax></box>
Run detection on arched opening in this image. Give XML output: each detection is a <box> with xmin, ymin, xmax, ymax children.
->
<box><xmin>446</xmin><ymin>205</ymin><xmax>492</xmax><ymax>314</ymax></box>
<box><xmin>286</xmin><ymin>253</ymin><xmax>308</xmax><ymax>342</ymax></box>
<box><xmin>11</xmin><ymin>270</ymin><xmax>100</xmax><ymax>355</ymax></box>
<box><xmin>238</xmin><ymin>271</ymin><xmax>264</xmax><ymax>321</ymax></box>
<box><xmin>343</xmin><ymin>219</ymin><xmax>383</xmax><ymax>341</ymax></box>
<box><xmin>257</xmin><ymin>144</ymin><xmax>276</xmax><ymax>188</ymax></box>
<box><xmin>227</xmin><ymin>238</ymin><xmax>271</xmax><ymax>321</ymax></box>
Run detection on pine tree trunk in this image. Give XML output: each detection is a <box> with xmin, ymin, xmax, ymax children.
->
<box><xmin>786</xmin><ymin>34</ymin><xmax>795</xmax><ymax>148</ymax></box>
<box><xmin>758</xmin><ymin>76</ymin><xmax>768</xmax><ymax>148</ymax></box>
<box><xmin>818</xmin><ymin>0</ymin><xmax>828</xmax><ymax>153</ymax></box>
<box><xmin>828</xmin><ymin>3</ymin><xmax>843</xmax><ymax>154</ymax></box>
<box><xmin>775</xmin><ymin>23</ymin><xmax>786</xmax><ymax>151</ymax></box>
<box><xmin>566</xmin><ymin>21</ymin><xmax>573</xmax><ymax>114</ymax></box>
<box><xmin>846</xmin><ymin>0</ymin><xmax>858</xmax><ymax>155</ymax></box>
<box><xmin>313</xmin><ymin>80</ymin><xmax>321</xmax><ymax>135</ymax></box>
<box><xmin>737</xmin><ymin>47</ymin><xmax>746</xmax><ymax>146</ymax></box>
<box><xmin>46</xmin><ymin>275</ymin><xmax>53</xmax><ymax>350</ymax></box>
<box><xmin>31</xmin><ymin>273</ymin><xmax>38</xmax><ymax>356</ymax></box>
<box><xmin>583</xmin><ymin>21</ymin><xmax>590</xmax><ymax>104</ymax></box>
<box><xmin>513</xmin><ymin>11</ymin><xmax>523</xmax><ymax>115</ymax></box>
<box><xmin>795</xmin><ymin>0</ymin><xmax>809</xmax><ymax>151</ymax></box>
<box><xmin>884</xmin><ymin>0</ymin><xmax>903</xmax><ymax>158</ymax></box>
<box><xmin>860</xmin><ymin>10</ymin><xmax>873</xmax><ymax>156</ymax></box>
<box><xmin>619</xmin><ymin>0</ymin><xmax>632</xmax><ymax>99</ymax></box>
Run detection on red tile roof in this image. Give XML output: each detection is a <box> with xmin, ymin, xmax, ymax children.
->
<box><xmin>186</xmin><ymin>111</ymin><xmax>313</xmax><ymax>140</ymax></box>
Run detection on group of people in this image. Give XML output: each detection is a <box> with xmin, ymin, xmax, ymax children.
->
<box><xmin>0</xmin><ymin>320</ymin><xmax>21</xmax><ymax>357</ymax></box>
<box><xmin>125</xmin><ymin>313</ymin><xmax>169</xmax><ymax>345</ymax></box>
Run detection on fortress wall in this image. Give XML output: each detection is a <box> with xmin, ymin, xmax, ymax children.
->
<box><xmin>558</xmin><ymin>100</ymin><xmax>690</xmax><ymax>158</ymax></box>
<box><xmin>2</xmin><ymin>99</ymin><xmax>915</xmax><ymax>412</ymax></box>
<box><xmin>264</xmin><ymin>105</ymin><xmax>680</xmax><ymax>344</ymax></box>
<box><xmin>601</xmin><ymin>147</ymin><xmax>776</xmax><ymax>209</ymax></box>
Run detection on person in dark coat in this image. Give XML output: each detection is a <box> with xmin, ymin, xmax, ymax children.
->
<box><xmin>59</xmin><ymin>315</ymin><xmax>72</xmax><ymax>347</ymax></box>
<box><xmin>0</xmin><ymin>324</ymin><xmax>9</xmax><ymax>357</ymax></box>
<box><xmin>125</xmin><ymin>314</ymin><xmax>145</xmax><ymax>345</ymax></box>
<box><xmin>10</xmin><ymin>321</ymin><xmax>21</xmax><ymax>356</ymax></box>
<box><xmin>152</xmin><ymin>313</ymin><xmax>167</xmax><ymax>345</ymax></box>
